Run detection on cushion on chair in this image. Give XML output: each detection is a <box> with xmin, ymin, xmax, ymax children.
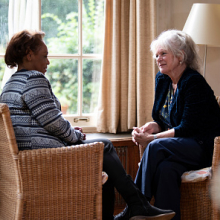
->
<box><xmin>181</xmin><ymin>167</ymin><xmax>212</xmax><ymax>183</ymax></box>
<box><xmin>102</xmin><ymin>171</ymin><xmax>108</xmax><ymax>185</ymax></box>
<box><xmin>138</xmin><ymin>163</ymin><xmax>212</xmax><ymax>183</ymax></box>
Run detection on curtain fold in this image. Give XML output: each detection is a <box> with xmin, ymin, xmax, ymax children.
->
<box><xmin>2</xmin><ymin>0</ymin><xmax>40</xmax><ymax>88</ymax></box>
<box><xmin>97</xmin><ymin>0</ymin><xmax>156</xmax><ymax>133</ymax></box>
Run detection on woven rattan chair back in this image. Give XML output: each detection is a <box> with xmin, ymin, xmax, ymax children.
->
<box><xmin>211</xmin><ymin>96</ymin><xmax>220</xmax><ymax>220</ymax></box>
<box><xmin>0</xmin><ymin>103</ymin><xmax>21</xmax><ymax>220</ymax></box>
<box><xmin>0</xmin><ymin>103</ymin><xmax>104</xmax><ymax>220</ymax></box>
<box><xmin>175</xmin><ymin>97</ymin><xmax>220</xmax><ymax>220</ymax></box>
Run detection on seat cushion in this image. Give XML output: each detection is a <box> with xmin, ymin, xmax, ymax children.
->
<box><xmin>102</xmin><ymin>171</ymin><xmax>108</xmax><ymax>185</ymax></box>
<box><xmin>181</xmin><ymin>167</ymin><xmax>212</xmax><ymax>183</ymax></box>
<box><xmin>138</xmin><ymin>162</ymin><xmax>212</xmax><ymax>183</ymax></box>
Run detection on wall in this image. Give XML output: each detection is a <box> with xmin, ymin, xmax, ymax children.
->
<box><xmin>156</xmin><ymin>0</ymin><xmax>220</xmax><ymax>96</ymax></box>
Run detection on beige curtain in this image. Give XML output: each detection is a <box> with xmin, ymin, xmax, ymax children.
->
<box><xmin>97</xmin><ymin>0</ymin><xmax>156</xmax><ymax>133</ymax></box>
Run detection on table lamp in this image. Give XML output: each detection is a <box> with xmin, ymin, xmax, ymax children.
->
<box><xmin>183</xmin><ymin>3</ymin><xmax>220</xmax><ymax>78</ymax></box>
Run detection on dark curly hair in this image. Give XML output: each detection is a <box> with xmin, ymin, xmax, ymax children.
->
<box><xmin>5</xmin><ymin>30</ymin><xmax>45</xmax><ymax>68</ymax></box>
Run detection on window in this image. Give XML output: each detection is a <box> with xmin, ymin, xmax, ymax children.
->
<box><xmin>0</xmin><ymin>0</ymin><xmax>105</xmax><ymax>132</ymax></box>
<box><xmin>41</xmin><ymin>0</ymin><xmax>105</xmax><ymax>131</ymax></box>
<box><xmin>0</xmin><ymin>0</ymin><xmax>9</xmax><ymax>89</ymax></box>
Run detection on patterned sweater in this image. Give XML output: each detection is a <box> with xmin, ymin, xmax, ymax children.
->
<box><xmin>0</xmin><ymin>69</ymin><xmax>83</xmax><ymax>150</ymax></box>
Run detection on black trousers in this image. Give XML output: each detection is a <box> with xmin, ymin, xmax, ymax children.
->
<box><xmin>134</xmin><ymin>137</ymin><xmax>211</xmax><ymax>220</ymax></box>
<box><xmin>81</xmin><ymin>138</ymin><xmax>127</xmax><ymax>220</ymax></box>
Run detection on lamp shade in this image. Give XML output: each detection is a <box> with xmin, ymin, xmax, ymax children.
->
<box><xmin>183</xmin><ymin>3</ymin><xmax>220</xmax><ymax>47</ymax></box>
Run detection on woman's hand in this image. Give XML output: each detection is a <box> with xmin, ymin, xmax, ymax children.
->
<box><xmin>132</xmin><ymin>127</ymin><xmax>154</xmax><ymax>147</ymax></box>
<box><xmin>141</xmin><ymin>122</ymin><xmax>161</xmax><ymax>134</ymax></box>
<box><xmin>132</xmin><ymin>122</ymin><xmax>161</xmax><ymax>146</ymax></box>
<box><xmin>74</xmin><ymin>126</ymin><xmax>83</xmax><ymax>132</ymax></box>
<box><xmin>74</xmin><ymin>126</ymin><xmax>86</xmax><ymax>140</ymax></box>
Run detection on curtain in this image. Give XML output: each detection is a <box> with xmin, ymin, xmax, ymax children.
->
<box><xmin>97</xmin><ymin>0</ymin><xmax>156</xmax><ymax>133</ymax></box>
<box><xmin>2</xmin><ymin>0</ymin><xmax>40</xmax><ymax>88</ymax></box>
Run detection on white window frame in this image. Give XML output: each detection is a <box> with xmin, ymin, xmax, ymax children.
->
<box><xmin>39</xmin><ymin>0</ymin><xmax>104</xmax><ymax>132</ymax></box>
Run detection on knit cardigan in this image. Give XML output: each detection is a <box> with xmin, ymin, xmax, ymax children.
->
<box><xmin>0</xmin><ymin>69</ymin><xmax>83</xmax><ymax>150</ymax></box>
<box><xmin>152</xmin><ymin>68</ymin><xmax>220</xmax><ymax>163</ymax></box>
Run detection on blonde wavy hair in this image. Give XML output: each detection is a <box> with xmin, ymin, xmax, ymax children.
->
<box><xmin>150</xmin><ymin>29</ymin><xmax>202</xmax><ymax>73</ymax></box>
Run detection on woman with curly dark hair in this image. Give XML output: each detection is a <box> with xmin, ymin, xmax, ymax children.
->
<box><xmin>1</xmin><ymin>30</ymin><xmax>175</xmax><ymax>220</ymax></box>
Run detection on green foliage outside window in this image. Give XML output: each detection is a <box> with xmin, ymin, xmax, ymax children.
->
<box><xmin>0</xmin><ymin>0</ymin><xmax>104</xmax><ymax>114</ymax></box>
<box><xmin>0</xmin><ymin>0</ymin><xmax>9</xmax><ymax>89</ymax></box>
<box><xmin>42</xmin><ymin>0</ymin><xmax>104</xmax><ymax>114</ymax></box>
<box><xmin>0</xmin><ymin>59</ymin><xmax>5</xmax><ymax>89</ymax></box>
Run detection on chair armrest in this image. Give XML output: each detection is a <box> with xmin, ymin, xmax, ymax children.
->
<box><xmin>18</xmin><ymin>142</ymin><xmax>104</xmax><ymax>219</ymax></box>
<box><xmin>211</xmin><ymin>136</ymin><xmax>220</xmax><ymax>220</ymax></box>
<box><xmin>212</xmin><ymin>136</ymin><xmax>220</xmax><ymax>173</ymax></box>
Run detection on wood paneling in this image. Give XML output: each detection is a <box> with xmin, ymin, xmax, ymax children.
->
<box><xmin>110</xmin><ymin>138</ymin><xmax>140</xmax><ymax>215</ymax></box>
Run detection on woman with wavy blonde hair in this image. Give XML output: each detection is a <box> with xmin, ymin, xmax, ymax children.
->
<box><xmin>117</xmin><ymin>29</ymin><xmax>220</xmax><ymax>220</ymax></box>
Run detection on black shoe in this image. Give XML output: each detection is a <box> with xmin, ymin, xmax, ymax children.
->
<box><xmin>129</xmin><ymin>201</ymin><xmax>175</xmax><ymax>220</ymax></box>
<box><xmin>114</xmin><ymin>206</ymin><xmax>129</xmax><ymax>220</ymax></box>
<box><xmin>114</xmin><ymin>174</ymin><xmax>175</xmax><ymax>219</ymax></box>
<box><xmin>114</xmin><ymin>202</ymin><xmax>175</xmax><ymax>220</ymax></box>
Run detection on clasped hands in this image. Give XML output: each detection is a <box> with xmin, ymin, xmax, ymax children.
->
<box><xmin>74</xmin><ymin>126</ymin><xmax>86</xmax><ymax>140</ymax></box>
<box><xmin>132</xmin><ymin>122</ymin><xmax>159</xmax><ymax>147</ymax></box>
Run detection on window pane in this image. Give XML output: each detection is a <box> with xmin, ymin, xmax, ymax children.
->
<box><xmin>0</xmin><ymin>0</ymin><xmax>9</xmax><ymax>53</ymax></box>
<box><xmin>82</xmin><ymin>59</ymin><xmax>101</xmax><ymax>113</ymax></box>
<box><xmin>41</xmin><ymin>0</ymin><xmax>78</xmax><ymax>54</ymax></box>
<box><xmin>82</xmin><ymin>0</ymin><xmax>104</xmax><ymax>54</ymax></box>
<box><xmin>0</xmin><ymin>58</ymin><xmax>5</xmax><ymax>90</ymax></box>
<box><xmin>46</xmin><ymin>59</ymin><xmax>78</xmax><ymax>114</ymax></box>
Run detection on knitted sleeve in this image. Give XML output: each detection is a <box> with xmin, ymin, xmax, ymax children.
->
<box><xmin>23</xmin><ymin>72</ymin><xmax>83</xmax><ymax>144</ymax></box>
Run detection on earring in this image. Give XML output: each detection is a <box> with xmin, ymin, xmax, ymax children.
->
<box><xmin>179</xmin><ymin>61</ymin><xmax>182</xmax><ymax>65</ymax></box>
<box><xmin>27</xmin><ymin>53</ymin><xmax>32</xmax><ymax>61</ymax></box>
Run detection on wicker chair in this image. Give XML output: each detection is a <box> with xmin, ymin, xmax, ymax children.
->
<box><xmin>0</xmin><ymin>103</ymin><xmax>104</xmax><ymax>220</ymax></box>
<box><xmin>138</xmin><ymin>96</ymin><xmax>220</xmax><ymax>220</ymax></box>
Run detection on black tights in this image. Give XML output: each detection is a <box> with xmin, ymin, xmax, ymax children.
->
<box><xmin>81</xmin><ymin>138</ymin><xmax>128</xmax><ymax>219</ymax></box>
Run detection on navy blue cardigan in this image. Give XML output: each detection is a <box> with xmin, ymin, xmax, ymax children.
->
<box><xmin>152</xmin><ymin>68</ymin><xmax>220</xmax><ymax>163</ymax></box>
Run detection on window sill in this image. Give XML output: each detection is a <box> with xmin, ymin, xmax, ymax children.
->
<box><xmin>63</xmin><ymin>114</ymin><xmax>97</xmax><ymax>133</ymax></box>
<box><xmin>86</xmin><ymin>132</ymin><xmax>132</xmax><ymax>141</ymax></box>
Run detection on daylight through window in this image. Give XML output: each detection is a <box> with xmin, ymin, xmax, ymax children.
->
<box><xmin>0</xmin><ymin>0</ymin><xmax>105</xmax><ymax>129</ymax></box>
<box><xmin>41</xmin><ymin>0</ymin><xmax>104</xmax><ymax>128</ymax></box>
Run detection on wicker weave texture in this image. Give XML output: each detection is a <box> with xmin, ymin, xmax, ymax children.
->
<box><xmin>180</xmin><ymin>180</ymin><xmax>211</xmax><ymax>220</ymax></box>
<box><xmin>211</xmin><ymin>96</ymin><xmax>220</xmax><ymax>220</ymax></box>
<box><xmin>0</xmin><ymin>104</ymin><xmax>19</xmax><ymax>220</ymax></box>
<box><xmin>211</xmin><ymin>136</ymin><xmax>220</xmax><ymax>220</ymax></box>
<box><xmin>0</xmin><ymin>103</ymin><xmax>104</xmax><ymax>220</ymax></box>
